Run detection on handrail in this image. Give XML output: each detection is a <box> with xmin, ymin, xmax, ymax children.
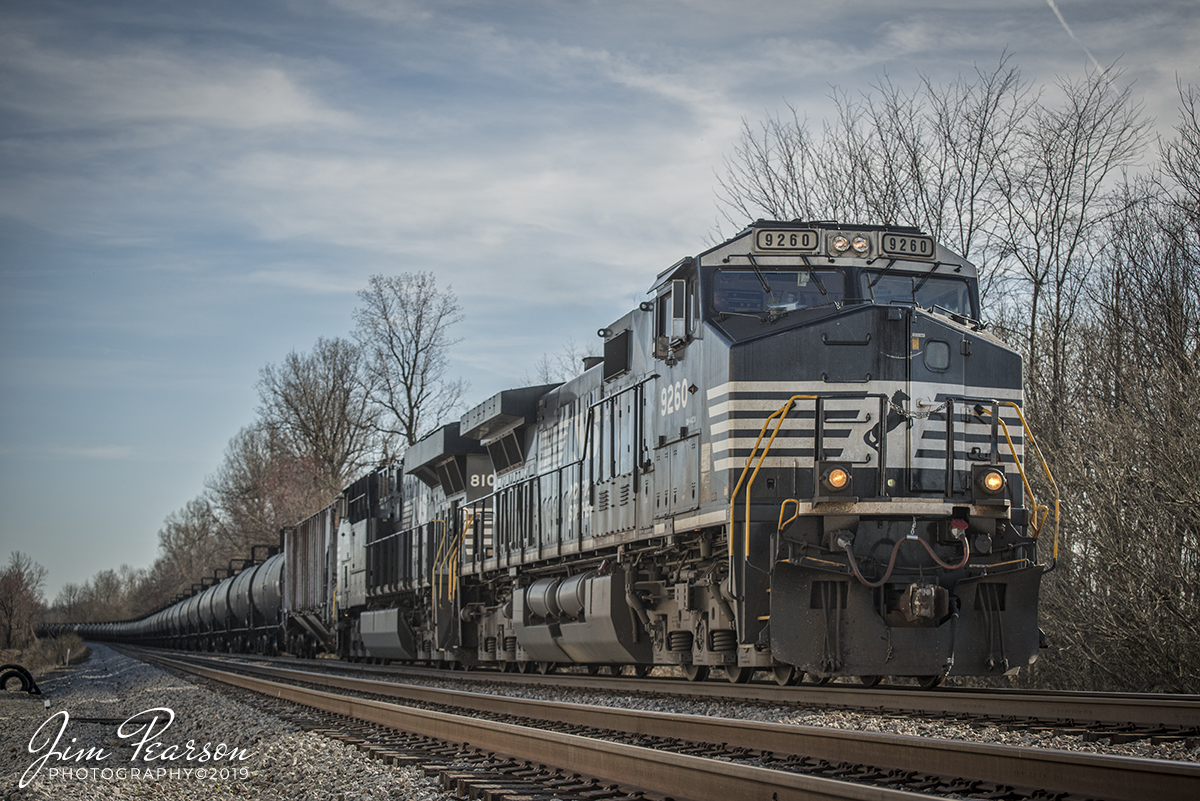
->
<box><xmin>979</xmin><ymin>403</ymin><xmax>1060</xmax><ymax>561</ymax></box>
<box><xmin>729</xmin><ymin>395</ymin><xmax>818</xmax><ymax>558</ymax></box>
<box><xmin>778</xmin><ymin>498</ymin><xmax>801</xmax><ymax>532</ymax></box>
<box><xmin>464</xmin><ymin>460</ymin><xmax>585</xmax><ymax>560</ymax></box>
<box><xmin>449</xmin><ymin>509</ymin><xmax>478</xmax><ymax>601</ymax></box>
<box><xmin>743</xmin><ymin>396</ymin><xmax>1059</xmax><ymax>569</ymax></box>
<box><xmin>430</xmin><ymin>519</ymin><xmax>449</xmax><ymax>599</ymax></box>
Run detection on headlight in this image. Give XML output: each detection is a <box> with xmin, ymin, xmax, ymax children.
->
<box><xmin>821</xmin><ymin>465</ymin><xmax>851</xmax><ymax>492</ymax></box>
<box><xmin>851</xmin><ymin>235</ymin><xmax>869</xmax><ymax>254</ymax></box>
<box><xmin>977</xmin><ymin>468</ymin><xmax>1005</xmax><ymax>494</ymax></box>
<box><xmin>831</xmin><ymin>235</ymin><xmax>850</xmax><ymax>253</ymax></box>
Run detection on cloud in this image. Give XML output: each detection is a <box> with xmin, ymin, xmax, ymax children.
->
<box><xmin>0</xmin><ymin>21</ymin><xmax>353</xmax><ymax>132</ymax></box>
<box><xmin>0</xmin><ymin>443</ymin><xmax>147</xmax><ymax>461</ymax></box>
<box><xmin>321</xmin><ymin>0</ymin><xmax>434</xmax><ymax>25</ymax></box>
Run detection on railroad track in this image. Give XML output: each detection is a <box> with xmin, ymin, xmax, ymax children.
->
<box><xmin>120</xmin><ymin>646</ymin><xmax>1200</xmax><ymax>801</ymax></box>
<box><xmin>144</xmin><ymin>648</ymin><xmax>1200</xmax><ymax>735</ymax></box>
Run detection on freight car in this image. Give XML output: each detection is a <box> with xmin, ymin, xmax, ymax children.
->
<box><xmin>81</xmin><ymin>221</ymin><xmax>1058</xmax><ymax>687</ymax></box>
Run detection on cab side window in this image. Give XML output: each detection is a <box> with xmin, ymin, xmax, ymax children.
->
<box><xmin>654</xmin><ymin>278</ymin><xmax>694</xmax><ymax>359</ymax></box>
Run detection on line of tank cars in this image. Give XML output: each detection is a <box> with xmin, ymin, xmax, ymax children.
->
<box><xmin>79</xmin><ymin>220</ymin><xmax>1057</xmax><ymax>686</ymax></box>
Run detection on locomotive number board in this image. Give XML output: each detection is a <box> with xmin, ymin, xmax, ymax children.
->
<box><xmin>880</xmin><ymin>233</ymin><xmax>936</xmax><ymax>259</ymax></box>
<box><xmin>752</xmin><ymin>228</ymin><xmax>819</xmax><ymax>253</ymax></box>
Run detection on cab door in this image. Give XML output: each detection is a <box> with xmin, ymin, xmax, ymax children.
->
<box><xmin>907</xmin><ymin>314</ymin><xmax>968</xmax><ymax>495</ymax></box>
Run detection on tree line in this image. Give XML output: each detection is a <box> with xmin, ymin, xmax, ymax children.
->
<box><xmin>25</xmin><ymin>269</ymin><xmax>594</xmax><ymax>635</ymax></box>
<box><xmin>717</xmin><ymin>57</ymin><xmax>1199</xmax><ymax>692</ymax></box>
<box><xmin>42</xmin><ymin>273</ymin><xmax>467</xmax><ymax>626</ymax></box>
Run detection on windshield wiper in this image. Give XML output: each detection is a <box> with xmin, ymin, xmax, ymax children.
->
<box><xmin>931</xmin><ymin>304</ymin><xmax>981</xmax><ymax>326</ymax></box>
<box><xmin>744</xmin><ymin>253</ymin><xmax>774</xmax><ymax>295</ymax></box>
<box><xmin>913</xmin><ymin>261</ymin><xmax>946</xmax><ymax>294</ymax></box>
<box><xmin>797</xmin><ymin>255</ymin><xmax>828</xmax><ymax>296</ymax></box>
<box><xmin>867</xmin><ymin>258</ymin><xmax>897</xmax><ymax>289</ymax></box>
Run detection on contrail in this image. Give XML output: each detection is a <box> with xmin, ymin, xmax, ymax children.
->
<box><xmin>1044</xmin><ymin>0</ymin><xmax>1109</xmax><ymax>80</ymax></box>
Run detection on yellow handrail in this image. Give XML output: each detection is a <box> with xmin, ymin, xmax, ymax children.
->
<box><xmin>448</xmin><ymin>509</ymin><xmax>478</xmax><ymax>601</ymax></box>
<box><xmin>979</xmin><ymin>402</ymin><xmax>1060</xmax><ymax>560</ymax></box>
<box><xmin>778</xmin><ymin>498</ymin><xmax>801</xmax><ymax>532</ymax></box>
<box><xmin>733</xmin><ymin>396</ymin><xmax>1060</xmax><ymax>566</ymax></box>
<box><xmin>430</xmin><ymin>519</ymin><xmax>449</xmax><ymax>599</ymax></box>
<box><xmin>990</xmin><ymin>415</ymin><xmax>1045</xmax><ymax>532</ymax></box>
<box><xmin>729</xmin><ymin>395</ymin><xmax>818</xmax><ymax>557</ymax></box>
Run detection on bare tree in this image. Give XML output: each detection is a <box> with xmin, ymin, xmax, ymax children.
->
<box><xmin>0</xmin><ymin>552</ymin><xmax>47</xmax><ymax>649</ymax></box>
<box><xmin>992</xmin><ymin>65</ymin><xmax>1150</xmax><ymax>415</ymax></box>
<box><xmin>715</xmin><ymin>56</ymin><xmax>1027</xmax><ymax>297</ymax></box>
<box><xmin>257</xmin><ymin>336</ymin><xmax>377</xmax><ymax>495</ymax></box>
<box><xmin>151</xmin><ymin>496</ymin><xmax>225</xmax><ymax>600</ymax></box>
<box><xmin>1161</xmin><ymin>79</ymin><xmax>1200</xmax><ymax>227</ymax></box>
<box><xmin>716</xmin><ymin>104</ymin><xmax>866</xmax><ymax>227</ymax></box>
<box><xmin>207</xmin><ymin>422</ymin><xmax>329</xmax><ymax>552</ymax></box>
<box><xmin>51</xmin><ymin>582</ymin><xmax>87</xmax><ymax>624</ymax></box>
<box><xmin>899</xmin><ymin>60</ymin><xmax>1028</xmax><ymax>271</ymax></box>
<box><xmin>997</xmin><ymin>82</ymin><xmax>1198</xmax><ymax>693</ymax></box>
<box><xmin>353</xmin><ymin>272</ymin><xmax>467</xmax><ymax>452</ymax></box>
<box><xmin>81</xmin><ymin>568</ymin><xmax>130</xmax><ymax>622</ymax></box>
<box><xmin>523</xmin><ymin>337</ymin><xmax>598</xmax><ymax>385</ymax></box>
<box><xmin>1029</xmin><ymin>179</ymin><xmax>1200</xmax><ymax>692</ymax></box>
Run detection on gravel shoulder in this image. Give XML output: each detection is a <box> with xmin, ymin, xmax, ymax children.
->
<box><xmin>1</xmin><ymin>644</ymin><xmax>454</xmax><ymax>801</ymax></box>
<box><xmin>5</xmin><ymin>647</ymin><xmax>1195</xmax><ymax>801</ymax></box>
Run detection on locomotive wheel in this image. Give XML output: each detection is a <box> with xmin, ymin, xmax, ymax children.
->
<box><xmin>808</xmin><ymin>674</ymin><xmax>833</xmax><ymax>685</ymax></box>
<box><xmin>536</xmin><ymin>661</ymin><xmax>557</xmax><ymax>674</ymax></box>
<box><xmin>518</xmin><ymin>661</ymin><xmax>535</xmax><ymax>674</ymax></box>
<box><xmin>682</xmin><ymin>664</ymin><xmax>709</xmax><ymax>682</ymax></box>
<box><xmin>858</xmin><ymin>675</ymin><xmax>884</xmax><ymax>687</ymax></box>
<box><xmin>772</xmin><ymin>665</ymin><xmax>798</xmax><ymax>686</ymax></box>
<box><xmin>725</xmin><ymin>665</ymin><xmax>754</xmax><ymax>684</ymax></box>
<box><xmin>586</xmin><ymin>665</ymin><xmax>600</xmax><ymax>675</ymax></box>
<box><xmin>604</xmin><ymin>665</ymin><xmax>625</xmax><ymax>676</ymax></box>
<box><xmin>631</xmin><ymin>664</ymin><xmax>651</xmax><ymax>678</ymax></box>
<box><xmin>917</xmin><ymin>674</ymin><xmax>945</xmax><ymax>689</ymax></box>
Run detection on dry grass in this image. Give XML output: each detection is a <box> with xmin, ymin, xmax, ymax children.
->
<box><xmin>0</xmin><ymin>632</ymin><xmax>90</xmax><ymax>677</ymax></box>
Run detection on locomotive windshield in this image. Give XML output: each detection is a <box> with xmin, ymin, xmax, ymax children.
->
<box><xmin>861</xmin><ymin>272</ymin><xmax>975</xmax><ymax>319</ymax></box>
<box><xmin>713</xmin><ymin>268</ymin><xmax>846</xmax><ymax>314</ymax></box>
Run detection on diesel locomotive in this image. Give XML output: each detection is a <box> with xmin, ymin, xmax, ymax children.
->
<box><xmin>82</xmin><ymin>221</ymin><xmax>1058</xmax><ymax>686</ymax></box>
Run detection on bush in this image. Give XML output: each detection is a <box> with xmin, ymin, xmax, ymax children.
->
<box><xmin>1</xmin><ymin>633</ymin><xmax>90</xmax><ymax>676</ymax></box>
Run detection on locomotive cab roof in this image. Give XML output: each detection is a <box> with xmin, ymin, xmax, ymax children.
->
<box><xmin>686</xmin><ymin>220</ymin><xmax>982</xmax><ymax>332</ymax></box>
<box><xmin>695</xmin><ymin>220</ymin><xmax>976</xmax><ymax>277</ymax></box>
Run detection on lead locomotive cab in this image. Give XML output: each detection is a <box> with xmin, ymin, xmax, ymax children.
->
<box><xmin>689</xmin><ymin>221</ymin><xmax>1056</xmax><ymax>685</ymax></box>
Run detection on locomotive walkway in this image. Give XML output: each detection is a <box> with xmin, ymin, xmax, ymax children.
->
<box><xmin>119</xmin><ymin>646</ymin><xmax>1200</xmax><ymax>801</ymax></box>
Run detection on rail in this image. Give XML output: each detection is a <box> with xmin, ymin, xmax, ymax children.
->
<box><xmin>122</xmin><ymin>648</ymin><xmax>1200</xmax><ymax>729</ymax></box>
<box><xmin>122</xmin><ymin>648</ymin><xmax>1200</xmax><ymax>801</ymax></box>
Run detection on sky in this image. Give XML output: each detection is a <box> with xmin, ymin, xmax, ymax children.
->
<box><xmin>2</xmin><ymin>0</ymin><xmax>1198</xmax><ymax>602</ymax></box>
